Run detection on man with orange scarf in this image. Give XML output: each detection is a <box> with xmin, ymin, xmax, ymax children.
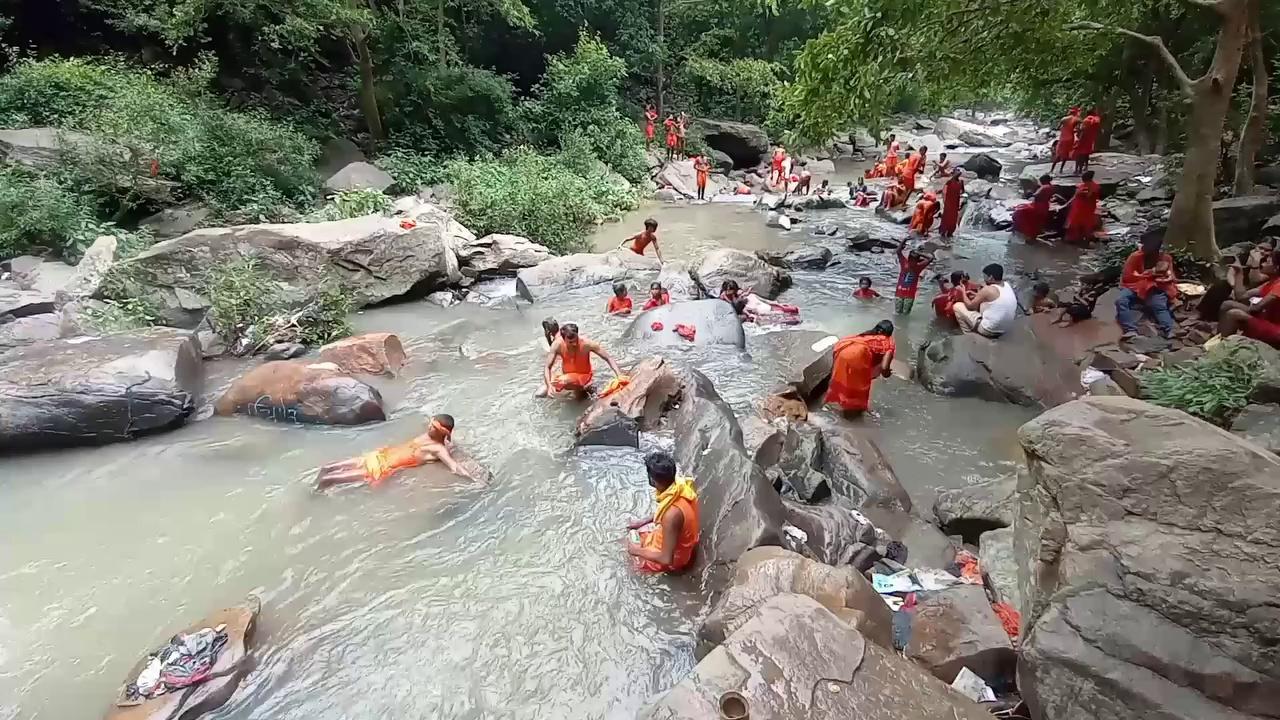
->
<box><xmin>909</xmin><ymin>191</ymin><xmax>940</xmax><ymax>236</ymax></box>
<box><xmin>537</xmin><ymin>323</ymin><xmax>623</xmax><ymax>399</ymax></box>
<box><xmin>315</xmin><ymin>414</ymin><xmax>473</xmax><ymax>489</ymax></box>
<box><xmin>825</xmin><ymin>320</ymin><xmax>896</xmax><ymax>415</ymax></box>
<box><xmin>627</xmin><ymin>452</ymin><xmax>700</xmax><ymax>573</ymax></box>
<box><xmin>1012</xmin><ymin>173</ymin><xmax>1056</xmax><ymax>242</ymax></box>
<box><xmin>939</xmin><ymin>168</ymin><xmax>964</xmax><ymax>239</ymax></box>
<box><xmin>1050</xmin><ymin>107</ymin><xmax>1079</xmax><ymax>175</ymax></box>
<box><xmin>1063</xmin><ymin>170</ymin><xmax>1102</xmax><ymax>244</ymax></box>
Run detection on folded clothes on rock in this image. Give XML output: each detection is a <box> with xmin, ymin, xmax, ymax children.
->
<box><xmin>127</xmin><ymin>625</ymin><xmax>229</xmax><ymax>700</ymax></box>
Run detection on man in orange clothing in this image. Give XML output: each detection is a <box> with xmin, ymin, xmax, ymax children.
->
<box><xmin>909</xmin><ymin>191</ymin><xmax>940</xmax><ymax>236</ymax></box>
<box><xmin>694</xmin><ymin>154</ymin><xmax>711</xmax><ymax>200</ymax></box>
<box><xmin>884</xmin><ymin>133</ymin><xmax>901</xmax><ymax>174</ymax></box>
<box><xmin>1049</xmin><ymin>107</ymin><xmax>1080</xmax><ymax>175</ymax></box>
<box><xmin>939</xmin><ymin>168</ymin><xmax>964</xmax><ymax>239</ymax></box>
<box><xmin>663</xmin><ymin>114</ymin><xmax>678</xmax><ymax>161</ymax></box>
<box><xmin>626</xmin><ymin>452</ymin><xmax>700</xmax><ymax>573</ymax></box>
<box><xmin>315</xmin><ymin>414</ymin><xmax>473</xmax><ymax>489</ymax></box>
<box><xmin>643</xmin><ymin>105</ymin><xmax>658</xmax><ymax>149</ymax></box>
<box><xmin>900</xmin><ymin>146</ymin><xmax>926</xmax><ymax>197</ymax></box>
<box><xmin>537</xmin><ymin>323</ymin><xmax>623</xmax><ymax>398</ymax></box>
<box><xmin>1115</xmin><ymin>233</ymin><xmax>1177</xmax><ymax>340</ymax></box>
<box><xmin>1074</xmin><ymin>108</ymin><xmax>1103</xmax><ymax>175</ymax></box>
<box><xmin>1063</xmin><ymin>170</ymin><xmax>1102</xmax><ymax>244</ymax></box>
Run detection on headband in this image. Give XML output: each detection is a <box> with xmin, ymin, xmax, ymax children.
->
<box><xmin>430</xmin><ymin>419</ymin><xmax>452</xmax><ymax>439</ymax></box>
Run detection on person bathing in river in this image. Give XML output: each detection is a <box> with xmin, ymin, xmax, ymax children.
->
<box><xmin>932</xmin><ymin>271</ymin><xmax>967</xmax><ymax>321</ymax></box>
<box><xmin>606</xmin><ymin>284</ymin><xmax>633</xmax><ymax>315</ymax></box>
<box><xmin>315</xmin><ymin>414</ymin><xmax>472</xmax><ymax>489</ymax></box>
<box><xmin>853</xmin><ymin>277</ymin><xmax>880</xmax><ymax>299</ymax></box>
<box><xmin>620</xmin><ymin>218</ymin><xmax>663</xmax><ymax>262</ymax></box>
<box><xmin>537</xmin><ymin>323</ymin><xmax>623</xmax><ymax>399</ymax></box>
<box><xmin>953</xmin><ymin>263</ymin><xmax>1017</xmax><ymax>338</ymax></box>
<box><xmin>893</xmin><ymin>239</ymin><xmax>934</xmax><ymax>315</ymax></box>
<box><xmin>626</xmin><ymin>452</ymin><xmax>700</xmax><ymax>573</ymax></box>
<box><xmin>825</xmin><ymin>320</ymin><xmax>896</xmax><ymax>416</ymax></box>
<box><xmin>643</xmin><ymin>281</ymin><xmax>671</xmax><ymax>311</ymax></box>
<box><xmin>794</xmin><ymin>162</ymin><xmax>813</xmax><ymax>195</ymax></box>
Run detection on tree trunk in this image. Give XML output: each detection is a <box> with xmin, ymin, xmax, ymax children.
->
<box><xmin>1129</xmin><ymin>63</ymin><xmax>1155</xmax><ymax>153</ymax></box>
<box><xmin>1232</xmin><ymin>2</ymin><xmax>1267</xmax><ymax>196</ymax></box>
<box><xmin>1098</xmin><ymin>88</ymin><xmax>1118</xmax><ymax>150</ymax></box>
<box><xmin>351</xmin><ymin>25</ymin><xmax>385</xmax><ymax>149</ymax></box>
<box><xmin>437</xmin><ymin>0</ymin><xmax>447</xmax><ymax>70</ymax></box>
<box><xmin>655</xmin><ymin>0</ymin><xmax>665</xmax><ymax>118</ymax></box>
<box><xmin>1164</xmin><ymin>0</ymin><xmax>1250</xmax><ymax>259</ymax></box>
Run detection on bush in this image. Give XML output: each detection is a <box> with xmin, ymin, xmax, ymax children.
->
<box><xmin>1141</xmin><ymin>340</ymin><xmax>1263</xmax><ymax>426</ymax></box>
<box><xmin>446</xmin><ymin>146</ymin><xmax>636</xmax><ymax>254</ymax></box>
<box><xmin>671</xmin><ymin>56</ymin><xmax>784</xmax><ymax>127</ymax></box>
<box><xmin>306</xmin><ymin>189</ymin><xmax>392</xmax><ymax>222</ymax></box>
<box><xmin>374</xmin><ymin>150</ymin><xmax>446</xmax><ymax>194</ymax></box>
<box><xmin>0</xmin><ymin>56</ymin><xmax>320</xmax><ymax>215</ymax></box>
<box><xmin>382</xmin><ymin>66</ymin><xmax>523</xmax><ymax>158</ymax></box>
<box><xmin>0</xmin><ymin>166</ymin><xmax>108</xmax><ymax>259</ymax></box>
<box><xmin>203</xmin><ymin>257</ymin><xmax>353</xmax><ymax>353</ymax></box>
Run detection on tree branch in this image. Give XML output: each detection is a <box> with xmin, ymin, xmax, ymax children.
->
<box><xmin>1175</xmin><ymin>0</ymin><xmax>1226</xmax><ymax>12</ymax></box>
<box><xmin>1066</xmin><ymin>21</ymin><xmax>1195</xmax><ymax>96</ymax></box>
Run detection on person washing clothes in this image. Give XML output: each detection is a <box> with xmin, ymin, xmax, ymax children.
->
<box><xmin>626</xmin><ymin>452</ymin><xmax>700</xmax><ymax>573</ymax></box>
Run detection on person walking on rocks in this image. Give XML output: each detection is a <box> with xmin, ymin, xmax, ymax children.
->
<box><xmin>953</xmin><ymin>263</ymin><xmax>1017</xmax><ymax>338</ymax></box>
<box><xmin>1116</xmin><ymin>233</ymin><xmax>1178</xmax><ymax>340</ymax></box>
<box><xmin>1050</xmin><ymin>107</ymin><xmax>1079</xmax><ymax>175</ymax></box>
<box><xmin>825</xmin><ymin>320</ymin><xmax>896</xmax><ymax>416</ymax></box>
<box><xmin>626</xmin><ymin>452</ymin><xmax>700</xmax><ymax>573</ymax></box>
<box><xmin>939</xmin><ymin>168</ymin><xmax>964</xmax><ymax>240</ymax></box>
<box><xmin>893</xmin><ymin>239</ymin><xmax>934</xmax><ymax>315</ymax></box>
<box><xmin>1073</xmin><ymin>108</ymin><xmax>1103</xmax><ymax>175</ymax></box>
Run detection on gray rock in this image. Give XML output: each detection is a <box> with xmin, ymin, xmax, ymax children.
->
<box><xmin>783</xmin><ymin>501</ymin><xmax>881</xmax><ymax>567</ymax></box>
<box><xmin>915</xmin><ymin>118</ymin><xmax>937</xmax><ymax>130</ymax></box>
<box><xmin>916</xmin><ymin>319</ymin><xmax>1080</xmax><ymax>408</ymax></box>
<box><xmin>643</xmin><ymin>594</ymin><xmax>993</xmax><ymax>720</ymax></box>
<box><xmin>454</xmin><ymin>233</ymin><xmax>551</xmax><ymax>278</ymax></box>
<box><xmin>933</xmin><ymin>475</ymin><xmax>1017</xmax><ymax>541</ymax></box>
<box><xmin>1230</xmin><ymin>403</ymin><xmax>1280</xmax><ymax>454</ymax></box>
<box><xmin>58</xmin><ymin>235</ymin><xmax>117</xmax><ymax>300</ymax></box>
<box><xmin>693</xmin><ymin>248</ymin><xmax>792</xmax><ymax>299</ymax></box>
<box><xmin>139</xmin><ymin>202</ymin><xmax>212</xmax><ymax>241</ymax></box>
<box><xmin>214</xmin><ymin>359</ymin><xmax>385</xmax><ymax>425</ymax></box>
<box><xmin>322</xmin><ymin>160</ymin><xmax>395</xmax><ymax>193</ymax></box>
<box><xmin>1016</xmin><ymin>396</ymin><xmax>1280</xmax><ymax>720</ymax></box>
<box><xmin>625</xmin><ymin>298</ymin><xmax>745</xmax><ymax>348</ymax></box>
<box><xmin>1211</xmin><ymin>194</ymin><xmax>1280</xmax><ymax>246</ymax></box>
<box><xmin>1258</xmin><ymin>164</ymin><xmax>1280</xmax><ymax>188</ymax></box>
<box><xmin>790</xmin><ymin>194</ymin><xmax>846</xmax><ymax>211</ymax></box>
<box><xmin>263</xmin><ymin>342</ymin><xmax>307</xmax><ymax>360</ymax></box>
<box><xmin>658</xmin><ymin>159</ymin><xmax>728</xmax><ymax>198</ymax></box>
<box><xmin>1263</xmin><ymin>212</ymin><xmax>1280</xmax><ymax>239</ymax></box>
<box><xmin>936</xmin><ymin>117</ymin><xmax>1013</xmax><ymax>147</ymax></box>
<box><xmin>816</xmin><ymin>421</ymin><xmax>913</xmax><ymax>512</ymax></box>
<box><xmin>425</xmin><ymin>290</ymin><xmax>460</xmax><ymax>307</ymax></box>
<box><xmin>740</xmin><ymin>415</ymin><xmax>786</xmax><ymax>468</ymax></box>
<box><xmin>906</xmin><ymin>583</ymin><xmax>1016</xmax><ymax>686</ymax></box>
<box><xmin>516</xmin><ymin>251</ymin><xmax>648</xmax><ymax>302</ymax></box>
<box><xmin>689</xmin><ymin>118</ymin><xmax>770</xmax><ymax>167</ymax></box>
<box><xmin>862</xmin><ymin>506</ymin><xmax>960</xmax><ymax>569</ymax></box>
<box><xmin>0</xmin><ymin>313</ymin><xmax>62</xmax><ymax>347</ymax></box>
<box><xmin>961</xmin><ymin>153</ymin><xmax>1002</xmax><ymax>180</ymax></box>
<box><xmin>977</xmin><ymin>527</ymin><xmax>1021</xmax><ymax>612</ymax></box>
<box><xmin>708</xmin><ymin>149</ymin><xmax>734</xmax><ymax>172</ymax></box>
<box><xmin>317</xmin><ymin>137</ymin><xmax>366</xmax><ymax>179</ymax></box>
<box><xmin>196</xmin><ymin>329</ymin><xmax>229</xmax><ymax>359</ymax></box>
<box><xmin>575</xmin><ymin>356</ymin><xmax>682</xmax><ymax>447</ymax></box>
<box><xmin>1018</xmin><ymin>153</ymin><xmax>1159</xmax><ymax>198</ymax></box>
<box><xmin>0</xmin><ymin>127</ymin><xmax>176</xmax><ymax>201</ymax></box>
<box><xmin>765</xmin><ymin>211</ymin><xmax>793</xmax><ymax>230</ymax></box>
<box><xmin>776</xmin><ymin>421</ymin><xmax>828</xmax><ymax>502</ymax></box>
<box><xmin>655</xmin><ymin>261</ymin><xmax>701</xmax><ymax>301</ymax></box>
<box><xmin>0</xmin><ymin>328</ymin><xmax>201</xmax><ymax>451</ymax></box>
<box><xmin>653</xmin><ymin>187</ymin><xmax>683</xmax><ymax>203</ymax></box>
<box><xmin>757</xmin><ymin>244</ymin><xmax>832</xmax><ymax>270</ymax></box>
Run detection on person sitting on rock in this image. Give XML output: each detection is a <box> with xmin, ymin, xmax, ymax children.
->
<box><xmin>606</xmin><ymin>284</ymin><xmax>633</xmax><ymax>315</ymax></box>
<box><xmin>1116</xmin><ymin>233</ymin><xmax>1178</xmax><ymax>340</ymax></box>
<box><xmin>620</xmin><ymin>218</ymin><xmax>664</xmax><ymax>262</ymax></box>
<box><xmin>931</xmin><ymin>151</ymin><xmax>953</xmax><ymax>178</ymax></box>
<box><xmin>825</xmin><ymin>320</ymin><xmax>896</xmax><ymax>416</ymax></box>
<box><xmin>815</xmin><ymin>179</ymin><xmax>831</xmax><ymax>197</ymax></box>
<box><xmin>537</xmin><ymin>323</ymin><xmax>623</xmax><ymax>399</ymax></box>
<box><xmin>1218</xmin><ymin>251</ymin><xmax>1280</xmax><ymax>348</ymax></box>
<box><xmin>1031</xmin><ymin>281</ymin><xmax>1058</xmax><ymax>313</ymax></box>
<box><xmin>849</xmin><ymin>179</ymin><xmax>874</xmax><ymax>207</ymax></box>
<box><xmin>626</xmin><ymin>451</ymin><xmax>700</xmax><ymax>573</ymax></box>
<box><xmin>853</xmin><ymin>277</ymin><xmax>880</xmax><ymax>299</ymax></box>
<box><xmin>953</xmin><ymin>263</ymin><xmax>1017</xmax><ymax>338</ymax></box>
<box><xmin>315</xmin><ymin>414</ymin><xmax>473</xmax><ymax>489</ymax></box>
<box><xmin>932</xmin><ymin>271</ymin><xmax>966</xmax><ymax>321</ymax></box>
<box><xmin>642</xmin><ymin>281</ymin><xmax>671</xmax><ymax>311</ymax></box>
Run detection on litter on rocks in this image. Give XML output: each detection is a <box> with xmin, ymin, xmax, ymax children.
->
<box><xmin>951</xmin><ymin>667</ymin><xmax>997</xmax><ymax>703</ymax></box>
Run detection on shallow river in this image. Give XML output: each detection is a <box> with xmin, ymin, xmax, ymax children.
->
<box><xmin>1</xmin><ymin>193</ymin><xmax>1078</xmax><ymax>719</ymax></box>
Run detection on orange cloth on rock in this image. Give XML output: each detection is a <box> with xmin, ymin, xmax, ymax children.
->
<box><xmin>598</xmin><ymin>375</ymin><xmax>631</xmax><ymax>399</ymax></box>
<box><xmin>825</xmin><ymin>335</ymin><xmax>895</xmax><ymax>412</ymax></box>
<box><xmin>636</xmin><ymin>477</ymin><xmax>701</xmax><ymax>573</ymax></box>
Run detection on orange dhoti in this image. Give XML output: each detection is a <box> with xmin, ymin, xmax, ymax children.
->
<box><xmin>552</xmin><ymin>371</ymin><xmax>593</xmax><ymax>392</ymax></box>
<box><xmin>635</xmin><ymin>480</ymin><xmax>700</xmax><ymax>573</ymax></box>
<box><xmin>825</xmin><ymin>335</ymin><xmax>895</xmax><ymax>412</ymax></box>
<box><xmin>360</xmin><ymin>442</ymin><xmax>422</xmax><ymax>485</ymax></box>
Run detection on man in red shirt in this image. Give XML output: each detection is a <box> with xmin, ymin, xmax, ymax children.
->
<box><xmin>893</xmin><ymin>238</ymin><xmax>934</xmax><ymax>315</ymax></box>
<box><xmin>931</xmin><ymin>271</ymin><xmax>967</xmax><ymax>321</ymax></box>
<box><xmin>1074</xmin><ymin>108</ymin><xmax>1102</xmax><ymax>175</ymax></box>
<box><xmin>1115</xmin><ymin>233</ymin><xmax>1177</xmax><ymax>339</ymax></box>
<box><xmin>1063</xmin><ymin>170</ymin><xmax>1102</xmax><ymax>245</ymax></box>
<box><xmin>1219</xmin><ymin>252</ymin><xmax>1280</xmax><ymax>348</ymax></box>
<box><xmin>1049</xmin><ymin>107</ymin><xmax>1079</xmax><ymax>176</ymax></box>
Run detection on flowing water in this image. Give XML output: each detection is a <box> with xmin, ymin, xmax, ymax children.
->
<box><xmin>0</xmin><ymin>191</ymin><xmax>1077</xmax><ymax>719</ymax></box>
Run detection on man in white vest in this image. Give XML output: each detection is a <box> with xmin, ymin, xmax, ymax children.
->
<box><xmin>953</xmin><ymin>263</ymin><xmax>1017</xmax><ymax>338</ymax></box>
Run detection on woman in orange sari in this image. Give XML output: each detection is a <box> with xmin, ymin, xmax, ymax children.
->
<box><xmin>825</xmin><ymin>320</ymin><xmax>896</xmax><ymax>415</ymax></box>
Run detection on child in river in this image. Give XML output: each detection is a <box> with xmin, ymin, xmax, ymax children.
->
<box><xmin>852</xmin><ymin>277</ymin><xmax>880</xmax><ymax>299</ymax></box>
<box><xmin>606</xmin><ymin>284</ymin><xmax>633</xmax><ymax>315</ymax></box>
<box><xmin>315</xmin><ymin>414</ymin><xmax>474</xmax><ymax>489</ymax></box>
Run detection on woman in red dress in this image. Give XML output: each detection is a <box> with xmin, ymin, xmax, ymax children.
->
<box><xmin>1013</xmin><ymin>173</ymin><xmax>1056</xmax><ymax>242</ymax></box>
<box><xmin>825</xmin><ymin>320</ymin><xmax>896</xmax><ymax>415</ymax></box>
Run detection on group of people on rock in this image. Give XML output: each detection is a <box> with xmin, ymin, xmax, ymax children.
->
<box><xmin>863</xmin><ymin>137</ymin><xmax>964</xmax><ymax>240</ymax></box>
<box><xmin>1050</xmin><ymin>106</ymin><xmax>1103</xmax><ymax>177</ymax></box>
<box><xmin>1217</xmin><ymin>238</ymin><xmax>1280</xmax><ymax>347</ymax></box>
<box><xmin>767</xmin><ymin>145</ymin><xmax>818</xmax><ymax>195</ymax></box>
<box><xmin>1011</xmin><ymin>106</ymin><xmax>1106</xmax><ymax>244</ymax></box>
<box><xmin>645</xmin><ymin>105</ymin><xmax>689</xmax><ymax>162</ymax></box>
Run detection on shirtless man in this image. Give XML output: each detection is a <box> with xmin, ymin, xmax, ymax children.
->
<box><xmin>620</xmin><ymin>218</ymin><xmax>664</xmax><ymax>262</ymax></box>
<box><xmin>315</xmin><ymin>414</ymin><xmax>472</xmax><ymax>489</ymax></box>
<box><xmin>537</xmin><ymin>323</ymin><xmax>624</xmax><ymax>399</ymax></box>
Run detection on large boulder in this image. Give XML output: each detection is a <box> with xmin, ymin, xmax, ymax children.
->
<box><xmin>813</xmin><ymin>419</ymin><xmax>913</xmax><ymax>512</ymax></box>
<box><xmin>698</xmin><ymin>547</ymin><xmax>893</xmax><ymax>654</ymax></box>
<box><xmin>757</xmin><ymin>244</ymin><xmax>832</xmax><ymax>270</ymax></box>
<box><xmin>1231</xmin><ymin>403</ymin><xmax>1280</xmax><ymax>454</ymax></box>
<box><xmin>790</xmin><ymin>194</ymin><xmax>846</xmax><ymax>211</ymax></box>
<box><xmin>689</xmin><ymin>118</ymin><xmax>770</xmax><ymax>168</ymax></box>
<box><xmin>59</xmin><ymin>235</ymin><xmax>118</xmax><ymax>300</ymax></box>
<box><xmin>961</xmin><ymin>153</ymin><xmax>1003</xmax><ymax>181</ymax></box>
<box><xmin>575</xmin><ymin>356</ymin><xmax>683</xmax><ymax>446</ymax></box>
<box><xmin>905</xmin><ymin>583</ymin><xmax>1016</xmax><ymax>686</ymax></box>
<box><xmin>935</xmin><ymin>117</ymin><xmax>1013</xmax><ymax>147</ymax></box>
<box><xmin>977</xmin><ymin>527</ymin><xmax>1021</xmax><ymax>612</ymax></box>
<box><xmin>0</xmin><ymin>328</ymin><xmax>201</xmax><ymax>452</ymax></box>
<box><xmin>1016</xmin><ymin>396</ymin><xmax>1280</xmax><ymax>720</ymax></box>
<box><xmin>0</xmin><ymin>127</ymin><xmax>175</xmax><ymax>201</ymax></box>
<box><xmin>642</xmin><ymin>594</ymin><xmax>994</xmax><ymax>720</ymax></box>
<box><xmin>322</xmin><ymin>160</ymin><xmax>395</xmax><ymax>193</ymax></box>
<box><xmin>454</xmin><ymin>233</ymin><xmax>552</xmax><ymax>278</ymax></box>
<box><xmin>1018</xmin><ymin>153</ymin><xmax>1159</xmax><ymax>198</ymax></box>
<box><xmin>708</xmin><ymin>149</ymin><xmax>734</xmax><ymax>172</ymax></box>
<box><xmin>658</xmin><ymin>159</ymin><xmax>728</xmax><ymax>198</ymax></box>
<box><xmin>624</xmin><ymin>299</ymin><xmax>746</xmax><ymax>348</ymax></box>
<box><xmin>655</xmin><ymin>261</ymin><xmax>701</xmax><ymax>301</ymax></box>
<box><xmin>515</xmin><ymin>252</ymin><xmax>647</xmax><ymax>301</ymax></box>
<box><xmin>105</xmin><ymin>596</ymin><xmax>260</xmax><ymax>720</ymax></box>
<box><xmin>1211</xmin><ymin>194</ymin><xmax>1280</xmax><ymax>246</ymax></box>
<box><xmin>933</xmin><ymin>474</ymin><xmax>1017</xmax><ymax>541</ymax></box>
<box><xmin>917</xmin><ymin>320</ymin><xmax>1080</xmax><ymax>408</ymax></box>
<box><xmin>121</xmin><ymin>214</ymin><xmax>464</xmax><ymax>311</ymax></box>
<box><xmin>782</xmin><ymin>501</ymin><xmax>881</xmax><ymax>568</ymax></box>
<box><xmin>693</xmin><ymin>248</ymin><xmax>792</xmax><ymax>299</ymax></box>
<box><xmin>214</xmin><ymin>360</ymin><xmax>386</xmax><ymax>425</ymax></box>
<box><xmin>671</xmin><ymin>369</ymin><xmax>787</xmax><ymax>592</ymax></box>
<box><xmin>317</xmin><ymin>332</ymin><xmax>406</xmax><ymax>376</ymax></box>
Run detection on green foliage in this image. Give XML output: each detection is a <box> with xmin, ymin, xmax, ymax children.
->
<box><xmin>672</xmin><ymin>56</ymin><xmax>783</xmax><ymax>127</ymax></box>
<box><xmin>0</xmin><ymin>57</ymin><xmax>320</xmax><ymax>214</ymax></box>
<box><xmin>375</xmin><ymin>150</ymin><xmax>447</xmax><ymax>193</ymax></box>
<box><xmin>446</xmin><ymin>146</ymin><xmax>635</xmax><ymax>254</ymax></box>
<box><xmin>1141</xmin><ymin>340</ymin><xmax>1263</xmax><ymax>426</ymax></box>
<box><xmin>0</xmin><ymin>166</ymin><xmax>104</xmax><ymax>258</ymax></box>
<box><xmin>307</xmin><ymin>189</ymin><xmax>392</xmax><ymax>221</ymax></box>
<box><xmin>202</xmin><ymin>257</ymin><xmax>354</xmax><ymax>351</ymax></box>
<box><xmin>83</xmin><ymin>296</ymin><xmax>161</xmax><ymax>332</ymax></box>
<box><xmin>383</xmin><ymin>65</ymin><xmax>524</xmax><ymax>156</ymax></box>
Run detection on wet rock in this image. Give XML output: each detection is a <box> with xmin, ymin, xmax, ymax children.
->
<box><xmin>139</xmin><ymin>202</ymin><xmax>212</xmax><ymax>241</ymax></box>
<box><xmin>1211</xmin><ymin>194</ymin><xmax>1280</xmax><ymax>245</ymax></box>
<box><xmin>693</xmin><ymin>248</ymin><xmax>792</xmax><ymax>299</ymax></box>
<box><xmin>106</xmin><ymin>596</ymin><xmax>260</xmax><ymax>720</ymax></box>
<box><xmin>318</xmin><ymin>332</ymin><xmax>406</xmax><ymax>375</ymax></box>
<box><xmin>576</xmin><ymin>356</ymin><xmax>683</xmax><ymax>447</ymax></box>
<box><xmin>916</xmin><ymin>319</ymin><xmax>1080</xmax><ymax>408</ymax></box>
<box><xmin>122</xmin><ymin>213</ymin><xmax>464</xmax><ymax>311</ymax></box>
<box><xmin>515</xmin><ymin>251</ymin><xmax>638</xmax><ymax>301</ymax></box>
<box><xmin>977</xmin><ymin>527</ymin><xmax>1020</xmax><ymax>612</ymax></box>
<box><xmin>1230</xmin><ymin>403</ymin><xmax>1280</xmax><ymax>455</ymax></box>
<box><xmin>874</xmin><ymin>206</ymin><xmax>912</xmax><ymax>225</ymax></box>
<box><xmin>654</xmin><ymin>187</ymin><xmax>683</xmax><ymax>203</ymax></box>
<box><xmin>0</xmin><ymin>328</ymin><xmax>201</xmax><ymax>452</ymax></box>
<box><xmin>762</xmin><ymin>389</ymin><xmax>808</xmax><ymax>422</ymax></box>
<box><xmin>933</xmin><ymin>475</ymin><xmax>1017</xmax><ymax>541</ymax></box>
<box><xmin>672</xmin><ymin>369</ymin><xmax>786</xmax><ymax>590</ymax></box>
<box><xmin>60</xmin><ymin>235</ymin><xmax>118</xmax><ymax>300</ymax></box>
<box><xmin>689</xmin><ymin>118</ymin><xmax>769</xmax><ymax>167</ymax></box>
<box><xmin>740</xmin><ymin>415</ymin><xmax>787</xmax><ymax>468</ymax></box>
<box><xmin>196</xmin><ymin>328</ymin><xmax>228</xmax><ymax>359</ymax></box>
<box><xmin>698</xmin><ymin>547</ymin><xmax>892</xmax><ymax>654</ymax></box>
<box><xmin>812</xmin><ymin>222</ymin><xmax>842</xmax><ymax>237</ymax></box>
<box><xmin>214</xmin><ymin>360</ymin><xmax>386</xmax><ymax>425</ymax></box>
<box><xmin>1016</xmin><ymin>396</ymin><xmax>1280</xmax><ymax>720</ymax></box>
<box><xmin>773</xmin><ymin>330</ymin><xmax>835</xmax><ymax>400</ymax></box>
<box><xmin>783</xmin><ymin>501</ymin><xmax>881</xmax><ymax>568</ymax></box>
<box><xmin>322</xmin><ymin>160</ymin><xmax>394</xmax><ymax>193</ymax></box>
<box><xmin>625</xmin><ymin>298</ymin><xmax>745</xmax><ymax>348</ymax></box>
<box><xmin>765</xmin><ymin>210</ymin><xmax>793</xmax><ymax>230</ymax></box>
<box><xmin>906</xmin><ymin>583</ymin><xmax>1016</xmax><ymax>686</ymax></box>
<box><xmin>644</xmin><ymin>593</ymin><xmax>993</xmax><ymax>720</ymax></box>
<box><xmin>757</xmin><ymin>244</ymin><xmax>832</xmax><ymax>270</ymax></box>
<box><xmin>815</xmin><ymin>421</ymin><xmax>912</xmax><ymax>512</ymax></box>
<box><xmin>425</xmin><ymin>290</ymin><xmax>461</xmax><ymax>307</ymax></box>
<box><xmin>454</xmin><ymin>233</ymin><xmax>551</xmax><ymax>278</ymax></box>
<box><xmin>936</xmin><ymin>117</ymin><xmax>1013</xmax><ymax>147</ymax></box>
<box><xmin>263</xmin><ymin>342</ymin><xmax>306</xmax><ymax>360</ymax></box>
<box><xmin>961</xmin><ymin>153</ymin><xmax>1002</xmax><ymax>180</ymax></box>
<box><xmin>862</xmin><ymin>506</ymin><xmax>959</xmax><ymax>569</ymax></box>
<box><xmin>775</xmin><ymin>421</ymin><xmax>828</xmax><ymax>501</ymax></box>
<box><xmin>1018</xmin><ymin>153</ymin><xmax>1159</xmax><ymax>198</ymax></box>
<box><xmin>655</xmin><ymin>261</ymin><xmax>701</xmax><ymax>301</ymax></box>
<box><xmin>790</xmin><ymin>194</ymin><xmax>845</xmax><ymax>211</ymax></box>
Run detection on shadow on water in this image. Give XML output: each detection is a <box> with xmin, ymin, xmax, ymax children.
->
<box><xmin>1</xmin><ymin>197</ymin><xmax>1055</xmax><ymax>719</ymax></box>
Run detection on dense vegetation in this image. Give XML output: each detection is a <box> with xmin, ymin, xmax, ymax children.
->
<box><xmin>1142</xmin><ymin>339</ymin><xmax>1264</xmax><ymax>426</ymax></box>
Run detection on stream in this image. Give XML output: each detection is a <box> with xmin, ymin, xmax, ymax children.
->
<box><xmin>1</xmin><ymin>185</ymin><xmax>1080</xmax><ymax>719</ymax></box>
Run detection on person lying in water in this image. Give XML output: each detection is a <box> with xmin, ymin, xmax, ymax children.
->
<box><xmin>734</xmin><ymin>294</ymin><xmax>801</xmax><ymax>325</ymax></box>
<box><xmin>537</xmin><ymin>322</ymin><xmax>623</xmax><ymax>399</ymax></box>
<box><xmin>315</xmin><ymin>414</ymin><xmax>473</xmax><ymax>489</ymax></box>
